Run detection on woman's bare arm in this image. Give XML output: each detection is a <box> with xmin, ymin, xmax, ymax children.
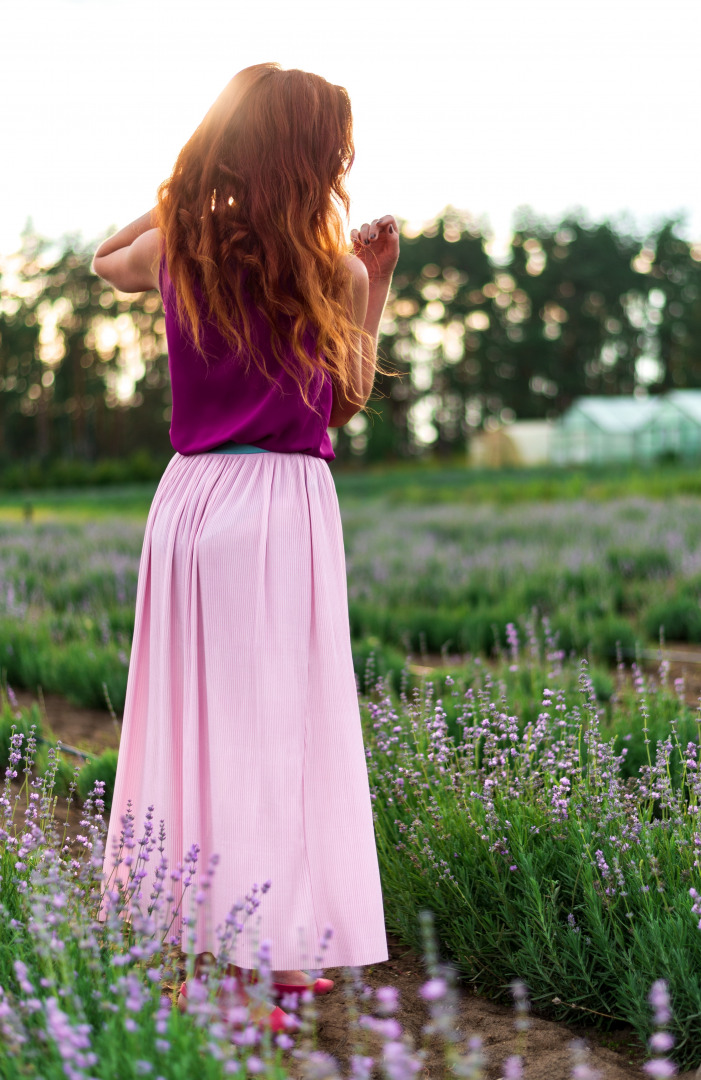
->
<box><xmin>92</xmin><ymin>208</ymin><xmax>162</xmax><ymax>293</ymax></box>
<box><xmin>328</xmin><ymin>214</ymin><xmax>400</xmax><ymax>428</ymax></box>
<box><xmin>329</xmin><ymin>255</ymin><xmax>370</xmax><ymax>427</ymax></box>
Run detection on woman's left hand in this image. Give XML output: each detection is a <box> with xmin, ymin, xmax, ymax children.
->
<box><xmin>350</xmin><ymin>215</ymin><xmax>400</xmax><ymax>284</ymax></box>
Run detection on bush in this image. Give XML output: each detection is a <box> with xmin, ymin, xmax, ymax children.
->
<box><xmin>348</xmin><ymin>601</ymin><xmax>516</xmax><ymax>657</ymax></box>
<box><xmin>644</xmin><ymin>596</ymin><xmax>701</xmax><ymax>643</ymax></box>
<box><xmin>590</xmin><ymin>667</ymin><xmax>614</xmax><ymax>702</ymax></box>
<box><xmin>0</xmin><ymin>621</ymin><xmax>129</xmax><ymax>712</ymax></box>
<box><xmin>590</xmin><ymin>615</ymin><xmax>640</xmax><ymax>662</ymax></box>
<box><xmin>45</xmin><ymin>459</ymin><xmax>93</xmax><ymax>488</ymax></box>
<box><xmin>606</xmin><ymin>548</ymin><xmax>674</xmax><ymax>580</ymax></box>
<box><xmin>0</xmin><ymin>454</ymin><xmax>170</xmax><ymax>491</ymax></box>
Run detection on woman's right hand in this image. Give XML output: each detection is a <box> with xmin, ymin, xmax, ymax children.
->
<box><xmin>350</xmin><ymin>215</ymin><xmax>400</xmax><ymax>284</ymax></box>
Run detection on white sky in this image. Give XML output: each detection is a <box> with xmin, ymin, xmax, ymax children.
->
<box><xmin>1</xmin><ymin>0</ymin><xmax>700</xmax><ymax>257</ymax></box>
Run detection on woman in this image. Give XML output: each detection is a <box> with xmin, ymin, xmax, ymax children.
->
<box><xmin>92</xmin><ymin>63</ymin><xmax>398</xmax><ymax>1029</ymax></box>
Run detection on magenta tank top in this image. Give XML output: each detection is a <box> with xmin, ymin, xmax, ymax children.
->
<box><xmin>158</xmin><ymin>255</ymin><xmax>335</xmax><ymax>461</ymax></box>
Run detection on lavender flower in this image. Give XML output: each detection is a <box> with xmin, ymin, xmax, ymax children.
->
<box><xmin>375</xmin><ymin>985</ymin><xmax>400</xmax><ymax>1014</ymax></box>
<box><xmin>648</xmin><ymin>980</ymin><xmax>672</xmax><ymax>1027</ymax></box>
<box><xmin>419</xmin><ymin>977</ymin><xmax>447</xmax><ymax>1001</ymax></box>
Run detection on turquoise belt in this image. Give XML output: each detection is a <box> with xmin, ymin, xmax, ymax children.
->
<box><xmin>205</xmin><ymin>441</ymin><xmax>270</xmax><ymax>455</ymax></box>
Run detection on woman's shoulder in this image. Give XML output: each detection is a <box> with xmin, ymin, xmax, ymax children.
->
<box><xmin>342</xmin><ymin>251</ymin><xmax>369</xmax><ymax>284</ymax></box>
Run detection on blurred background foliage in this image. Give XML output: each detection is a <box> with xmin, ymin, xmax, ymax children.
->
<box><xmin>1</xmin><ymin>207</ymin><xmax>699</xmax><ymax>477</ymax></box>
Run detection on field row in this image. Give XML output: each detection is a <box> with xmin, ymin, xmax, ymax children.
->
<box><xmin>1</xmin><ymin>496</ymin><xmax>701</xmax><ymax>710</ymax></box>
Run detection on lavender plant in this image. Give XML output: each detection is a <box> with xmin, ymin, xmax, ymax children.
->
<box><xmin>3</xmin><ymin>495</ymin><xmax>701</xmax><ymax>709</ymax></box>
<box><xmin>366</xmin><ymin>634</ymin><xmax>701</xmax><ymax>1070</ymax></box>
<box><xmin>0</xmin><ymin>636</ymin><xmax>693</xmax><ymax>1076</ymax></box>
<box><xmin>0</xmin><ymin>699</ymin><xmax>684</xmax><ymax>1078</ymax></box>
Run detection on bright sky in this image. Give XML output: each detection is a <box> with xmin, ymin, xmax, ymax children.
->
<box><xmin>2</xmin><ymin>0</ymin><xmax>700</xmax><ymax>257</ymax></box>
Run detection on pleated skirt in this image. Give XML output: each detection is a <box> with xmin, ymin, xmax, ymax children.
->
<box><xmin>99</xmin><ymin>450</ymin><xmax>389</xmax><ymax>970</ymax></box>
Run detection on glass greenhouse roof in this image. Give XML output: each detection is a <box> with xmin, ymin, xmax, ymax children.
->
<box><xmin>566</xmin><ymin>396</ymin><xmax>662</xmax><ymax>433</ymax></box>
<box><xmin>664</xmin><ymin>390</ymin><xmax>701</xmax><ymax>424</ymax></box>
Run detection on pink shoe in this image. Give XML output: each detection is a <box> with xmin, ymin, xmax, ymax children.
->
<box><xmin>232</xmin><ymin>964</ymin><xmax>334</xmax><ymax>999</ymax></box>
<box><xmin>258</xmin><ymin>1005</ymin><xmax>291</xmax><ymax>1032</ymax></box>
<box><xmin>271</xmin><ymin>975</ymin><xmax>335</xmax><ymax>999</ymax></box>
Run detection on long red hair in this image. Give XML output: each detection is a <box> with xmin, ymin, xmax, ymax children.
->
<box><xmin>155</xmin><ymin>63</ymin><xmax>367</xmax><ymax>410</ymax></box>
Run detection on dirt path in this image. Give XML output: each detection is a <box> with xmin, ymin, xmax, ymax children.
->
<box><xmin>159</xmin><ymin>933</ymin><xmax>655</xmax><ymax>1080</ymax></box>
<box><xmin>10</xmin><ymin>686</ymin><xmax>123</xmax><ymax>756</ymax></box>
<box><xmin>641</xmin><ymin>643</ymin><xmax>701</xmax><ymax>704</ymax></box>
<box><xmin>297</xmin><ymin>941</ymin><xmax>655</xmax><ymax>1080</ymax></box>
<box><xmin>410</xmin><ymin>644</ymin><xmax>701</xmax><ymax>710</ymax></box>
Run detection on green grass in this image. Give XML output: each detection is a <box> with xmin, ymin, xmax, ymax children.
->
<box><xmin>3</xmin><ymin>457</ymin><xmax>701</xmax><ymax>522</ymax></box>
<box><xmin>0</xmin><ymin>483</ymin><xmax>158</xmax><ymax>522</ymax></box>
<box><xmin>332</xmin><ymin>457</ymin><xmax>701</xmax><ymax>505</ymax></box>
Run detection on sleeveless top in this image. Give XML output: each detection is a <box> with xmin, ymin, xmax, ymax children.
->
<box><xmin>158</xmin><ymin>255</ymin><xmax>335</xmax><ymax>461</ymax></box>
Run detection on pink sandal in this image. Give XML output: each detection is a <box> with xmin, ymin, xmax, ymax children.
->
<box><xmin>231</xmin><ymin>965</ymin><xmax>334</xmax><ymax>1000</ymax></box>
<box><xmin>271</xmin><ymin>975</ymin><xmax>335</xmax><ymax>1000</ymax></box>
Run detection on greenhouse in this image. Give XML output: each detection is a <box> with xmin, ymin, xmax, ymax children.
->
<box><xmin>549</xmin><ymin>396</ymin><xmax>662</xmax><ymax>465</ymax></box>
<box><xmin>639</xmin><ymin>390</ymin><xmax>701</xmax><ymax>459</ymax></box>
<box><xmin>549</xmin><ymin>391</ymin><xmax>701</xmax><ymax>465</ymax></box>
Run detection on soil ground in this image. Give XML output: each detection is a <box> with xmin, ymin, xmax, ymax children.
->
<box><xmin>166</xmin><ymin>937</ymin><xmax>656</xmax><ymax>1080</ymax></box>
<box><xmin>7</xmin><ymin>660</ymin><xmax>701</xmax><ymax>1079</ymax></box>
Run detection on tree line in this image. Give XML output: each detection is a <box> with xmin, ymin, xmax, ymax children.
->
<box><xmin>1</xmin><ymin>208</ymin><xmax>699</xmax><ymax>466</ymax></box>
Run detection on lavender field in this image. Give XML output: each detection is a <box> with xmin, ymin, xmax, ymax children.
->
<box><xmin>1</xmin><ymin>639</ymin><xmax>700</xmax><ymax>1076</ymax></box>
<box><xmin>2</xmin><ymin>492</ymin><xmax>701</xmax><ymax>713</ymax></box>
<box><xmin>2</xmin><ymin>487</ymin><xmax>701</xmax><ymax>1075</ymax></box>
<box><xmin>344</xmin><ymin>496</ymin><xmax>701</xmax><ymax>606</ymax></box>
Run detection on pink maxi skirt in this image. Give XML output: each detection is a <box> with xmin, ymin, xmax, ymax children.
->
<box><xmin>99</xmin><ymin>449</ymin><xmax>388</xmax><ymax>970</ymax></box>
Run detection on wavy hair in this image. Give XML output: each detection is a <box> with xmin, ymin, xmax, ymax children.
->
<box><xmin>155</xmin><ymin>63</ymin><xmax>373</xmax><ymax>411</ymax></box>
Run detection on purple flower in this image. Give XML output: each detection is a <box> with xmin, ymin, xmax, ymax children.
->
<box><xmin>223</xmin><ymin>1004</ymin><xmax>249</xmax><ymax>1026</ymax></box>
<box><xmin>351</xmin><ymin>1055</ymin><xmax>375</xmax><ymax>1080</ymax></box>
<box><xmin>594</xmin><ymin>850</ymin><xmax>610</xmax><ymax>879</ymax></box>
<box><xmin>13</xmin><ymin>960</ymin><xmax>34</xmax><ymax>996</ymax></box>
<box><xmin>649</xmin><ymin>1032</ymin><xmax>675</xmax><ymax>1053</ymax></box>
<box><xmin>503</xmin><ymin>1054</ymin><xmax>523</xmax><ymax>1080</ymax></box>
<box><xmin>359</xmin><ymin>1015</ymin><xmax>402</xmax><ymax>1040</ymax></box>
<box><xmin>419</xmin><ymin>977</ymin><xmax>447</xmax><ymax>1001</ymax></box>
<box><xmin>236</xmin><ymin>1025</ymin><xmax>262</xmax><ymax>1047</ymax></box>
<box><xmin>382</xmin><ymin>1040</ymin><xmax>424</xmax><ymax>1080</ymax></box>
<box><xmin>642</xmin><ymin>1060</ymin><xmax>677</xmax><ymax>1079</ymax></box>
<box><xmin>648</xmin><ymin>980</ymin><xmax>672</xmax><ymax>1026</ymax></box>
<box><xmin>571</xmin><ymin>1065</ymin><xmax>604</xmax><ymax>1080</ymax></box>
<box><xmin>300</xmin><ymin>1051</ymin><xmax>342</xmax><ymax>1079</ymax></box>
<box><xmin>375</xmin><ymin>985</ymin><xmax>399</xmax><ymax>1013</ymax></box>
